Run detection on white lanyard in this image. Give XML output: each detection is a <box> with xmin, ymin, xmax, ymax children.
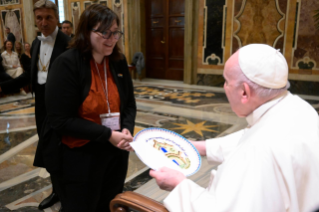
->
<box><xmin>94</xmin><ymin>58</ymin><xmax>111</xmax><ymax>114</ymax></box>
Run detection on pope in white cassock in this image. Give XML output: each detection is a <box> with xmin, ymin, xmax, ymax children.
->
<box><xmin>150</xmin><ymin>44</ymin><xmax>319</xmax><ymax>212</ymax></box>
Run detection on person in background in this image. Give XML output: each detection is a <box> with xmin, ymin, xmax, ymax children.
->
<box><xmin>43</xmin><ymin>4</ymin><xmax>136</xmax><ymax>212</ymax></box>
<box><xmin>5</xmin><ymin>27</ymin><xmax>16</xmax><ymax>49</ymax></box>
<box><xmin>1</xmin><ymin>40</ymin><xmax>25</xmax><ymax>95</ymax></box>
<box><xmin>0</xmin><ymin>1</ymin><xmax>70</xmax><ymax>210</ymax></box>
<box><xmin>1</xmin><ymin>40</ymin><xmax>23</xmax><ymax>79</ymax></box>
<box><xmin>61</xmin><ymin>20</ymin><xmax>74</xmax><ymax>38</ymax></box>
<box><xmin>0</xmin><ymin>56</ymin><xmax>13</xmax><ymax>83</ymax></box>
<box><xmin>14</xmin><ymin>41</ymin><xmax>23</xmax><ymax>59</ymax></box>
<box><xmin>0</xmin><ymin>56</ymin><xmax>19</xmax><ymax>94</ymax></box>
<box><xmin>150</xmin><ymin>44</ymin><xmax>319</xmax><ymax>212</ymax></box>
<box><xmin>20</xmin><ymin>42</ymin><xmax>31</xmax><ymax>71</ymax></box>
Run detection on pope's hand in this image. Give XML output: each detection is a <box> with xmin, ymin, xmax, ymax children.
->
<box><xmin>149</xmin><ymin>167</ymin><xmax>186</xmax><ymax>191</ymax></box>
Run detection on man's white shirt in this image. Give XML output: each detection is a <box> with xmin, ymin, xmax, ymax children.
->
<box><xmin>37</xmin><ymin>26</ymin><xmax>58</xmax><ymax>84</ymax></box>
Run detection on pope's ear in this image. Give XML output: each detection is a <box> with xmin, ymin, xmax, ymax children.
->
<box><xmin>241</xmin><ymin>82</ymin><xmax>251</xmax><ymax>104</ymax></box>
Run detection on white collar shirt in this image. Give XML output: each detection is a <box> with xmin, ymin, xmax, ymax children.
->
<box><xmin>245</xmin><ymin>90</ymin><xmax>288</xmax><ymax>127</ymax></box>
<box><xmin>37</xmin><ymin>26</ymin><xmax>58</xmax><ymax>85</ymax></box>
<box><xmin>204</xmin><ymin>91</ymin><xmax>289</xmax><ymax>167</ymax></box>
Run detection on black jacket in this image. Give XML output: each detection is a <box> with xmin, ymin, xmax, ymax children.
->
<box><xmin>37</xmin><ymin>48</ymin><xmax>136</xmax><ymax>172</ymax></box>
<box><xmin>7</xmin><ymin>32</ymin><xmax>15</xmax><ymax>47</ymax></box>
<box><xmin>3</xmin><ymin>31</ymin><xmax>71</xmax><ymax>168</ymax></box>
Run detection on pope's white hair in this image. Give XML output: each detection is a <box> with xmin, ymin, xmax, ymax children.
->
<box><xmin>233</xmin><ymin>62</ymin><xmax>290</xmax><ymax>99</ymax></box>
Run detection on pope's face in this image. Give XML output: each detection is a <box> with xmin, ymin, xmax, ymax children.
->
<box><xmin>223</xmin><ymin>64</ymin><xmax>243</xmax><ymax>117</ymax></box>
<box><xmin>34</xmin><ymin>8</ymin><xmax>58</xmax><ymax>37</ymax></box>
<box><xmin>223</xmin><ymin>53</ymin><xmax>253</xmax><ymax>118</ymax></box>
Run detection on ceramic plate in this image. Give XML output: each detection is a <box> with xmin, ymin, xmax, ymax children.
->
<box><xmin>133</xmin><ymin>128</ymin><xmax>201</xmax><ymax>176</ymax></box>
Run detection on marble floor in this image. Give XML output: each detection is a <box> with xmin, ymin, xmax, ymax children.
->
<box><xmin>0</xmin><ymin>79</ymin><xmax>318</xmax><ymax>211</ymax></box>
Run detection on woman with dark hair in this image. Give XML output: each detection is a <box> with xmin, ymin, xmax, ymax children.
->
<box><xmin>20</xmin><ymin>42</ymin><xmax>31</xmax><ymax>71</ymax></box>
<box><xmin>43</xmin><ymin>4</ymin><xmax>136</xmax><ymax>212</ymax></box>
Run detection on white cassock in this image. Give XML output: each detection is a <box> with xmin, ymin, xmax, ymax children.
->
<box><xmin>164</xmin><ymin>91</ymin><xmax>319</xmax><ymax>212</ymax></box>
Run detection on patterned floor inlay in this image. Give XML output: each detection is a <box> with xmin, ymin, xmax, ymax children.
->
<box><xmin>0</xmin><ymin>176</ymin><xmax>51</xmax><ymax>208</ymax></box>
<box><xmin>0</xmin><ymin>206</ymin><xmax>38</xmax><ymax>212</ymax></box>
<box><xmin>0</xmin><ymin>117</ymin><xmax>36</xmax><ymax>132</ymax></box>
<box><xmin>3</xmin><ymin>107</ymin><xmax>35</xmax><ymax>116</ymax></box>
<box><xmin>127</xmin><ymin>151</ymin><xmax>147</xmax><ymax>179</ymax></box>
<box><xmin>0</xmin><ymin>82</ymin><xmax>318</xmax><ymax>211</ymax></box>
<box><xmin>124</xmin><ymin>169</ymin><xmax>151</xmax><ymax>192</ymax></box>
<box><xmin>135</xmin><ymin>110</ymin><xmax>232</xmax><ymax>141</ymax></box>
<box><xmin>134</xmin><ymin>86</ymin><xmax>228</xmax><ymax>106</ymax></box>
<box><xmin>0</xmin><ymin>99</ymin><xmax>35</xmax><ymax>114</ymax></box>
<box><xmin>0</xmin><ymin>129</ymin><xmax>37</xmax><ymax>155</ymax></box>
<box><xmin>0</xmin><ymin>141</ymin><xmax>38</xmax><ymax>182</ymax></box>
<box><xmin>159</xmin><ymin>118</ymin><xmax>231</xmax><ymax>141</ymax></box>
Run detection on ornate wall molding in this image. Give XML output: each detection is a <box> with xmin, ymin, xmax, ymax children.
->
<box><xmin>201</xmin><ymin>0</ymin><xmax>227</xmax><ymax>66</ymax></box>
<box><xmin>291</xmin><ymin>0</ymin><xmax>319</xmax><ymax>71</ymax></box>
<box><xmin>233</xmin><ymin>0</ymin><xmax>285</xmax><ymax>52</ymax></box>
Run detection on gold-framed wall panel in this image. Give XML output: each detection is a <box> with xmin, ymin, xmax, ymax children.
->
<box><xmin>0</xmin><ymin>0</ymin><xmax>27</xmax><ymax>47</ymax></box>
<box><xmin>287</xmin><ymin>0</ymin><xmax>319</xmax><ymax>77</ymax></box>
<box><xmin>197</xmin><ymin>0</ymin><xmax>231</xmax><ymax>72</ymax></box>
<box><xmin>67</xmin><ymin>0</ymin><xmax>112</xmax><ymax>17</ymax></box>
<box><xmin>197</xmin><ymin>0</ymin><xmax>319</xmax><ymax>82</ymax></box>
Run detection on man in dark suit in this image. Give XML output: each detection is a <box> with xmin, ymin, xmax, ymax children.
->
<box><xmin>0</xmin><ymin>0</ymin><xmax>70</xmax><ymax>211</ymax></box>
<box><xmin>5</xmin><ymin>27</ymin><xmax>16</xmax><ymax>49</ymax></box>
<box><xmin>61</xmin><ymin>20</ymin><xmax>74</xmax><ymax>38</ymax></box>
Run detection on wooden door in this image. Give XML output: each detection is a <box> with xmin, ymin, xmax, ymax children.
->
<box><xmin>145</xmin><ymin>0</ymin><xmax>185</xmax><ymax>80</ymax></box>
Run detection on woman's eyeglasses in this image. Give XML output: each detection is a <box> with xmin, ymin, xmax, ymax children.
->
<box><xmin>92</xmin><ymin>29</ymin><xmax>123</xmax><ymax>40</ymax></box>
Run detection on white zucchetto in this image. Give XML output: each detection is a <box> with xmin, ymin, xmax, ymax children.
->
<box><xmin>238</xmin><ymin>44</ymin><xmax>288</xmax><ymax>89</ymax></box>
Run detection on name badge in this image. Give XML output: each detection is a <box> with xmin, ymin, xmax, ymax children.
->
<box><xmin>100</xmin><ymin>112</ymin><xmax>120</xmax><ymax>131</ymax></box>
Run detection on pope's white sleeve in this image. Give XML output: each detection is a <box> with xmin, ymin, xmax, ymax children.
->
<box><xmin>206</xmin><ymin>129</ymin><xmax>245</xmax><ymax>166</ymax></box>
<box><xmin>164</xmin><ymin>179</ymin><xmax>215</xmax><ymax>212</ymax></box>
<box><xmin>164</xmin><ymin>144</ymin><xmax>288</xmax><ymax>212</ymax></box>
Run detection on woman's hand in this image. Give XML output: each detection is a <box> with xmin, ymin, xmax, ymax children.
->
<box><xmin>12</xmin><ymin>65</ymin><xmax>17</xmax><ymax>68</ymax></box>
<box><xmin>122</xmin><ymin>128</ymin><xmax>132</xmax><ymax>137</ymax></box>
<box><xmin>118</xmin><ymin>128</ymin><xmax>134</xmax><ymax>151</ymax></box>
<box><xmin>109</xmin><ymin>130</ymin><xmax>133</xmax><ymax>151</ymax></box>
